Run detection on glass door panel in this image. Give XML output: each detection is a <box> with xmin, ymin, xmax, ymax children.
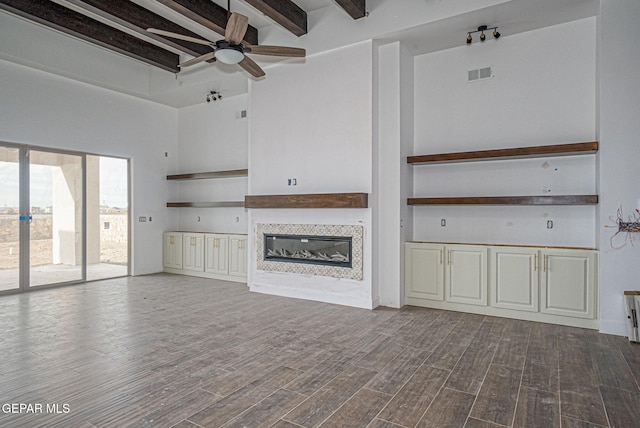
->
<box><xmin>0</xmin><ymin>145</ymin><xmax>20</xmax><ymax>291</ymax></box>
<box><xmin>87</xmin><ymin>155</ymin><xmax>129</xmax><ymax>281</ymax></box>
<box><xmin>29</xmin><ymin>150</ymin><xmax>83</xmax><ymax>287</ymax></box>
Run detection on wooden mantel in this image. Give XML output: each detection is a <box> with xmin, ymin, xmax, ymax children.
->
<box><xmin>245</xmin><ymin>193</ymin><xmax>368</xmax><ymax>209</ymax></box>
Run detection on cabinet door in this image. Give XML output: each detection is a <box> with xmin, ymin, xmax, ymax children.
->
<box><xmin>490</xmin><ymin>247</ymin><xmax>539</xmax><ymax>312</ymax></box>
<box><xmin>446</xmin><ymin>245</ymin><xmax>487</xmax><ymax>306</ymax></box>
<box><xmin>540</xmin><ymin>249</ymin><xmax>596</xmax><ymax>319</ymax></box>
<box><xmin>205</xmin><ymin>234</ymin><xmax>229</xmax><ymax>275</ymax></box>
<box><xmin>183</xmin><ymin>233</ymin><xmax>205</xmax><ymax>272</ymax></box>
<box><xmin>405</xmin><ymin>243</ymin><xmax>444</xmax><ymax>301</ymax></box>
<box><xmin>163</xmin><ymin>233</ymin><xmax>183</xmax><ymax>269</ymax></box>
<box><xmin>229</xmin><ymin>235</ymin><xmax>248</xmax><ymax>277</ymax></box>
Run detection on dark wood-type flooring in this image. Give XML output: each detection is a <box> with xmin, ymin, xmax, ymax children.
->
<box><xmin>1</xmin><ymin>274</ymin><xmax>639</xmax><ymax>427</ymax></box>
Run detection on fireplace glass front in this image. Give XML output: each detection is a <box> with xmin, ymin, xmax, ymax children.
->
<box><xmin>264</xmin><ymin>234</ymin><xmax>352</xmax><ymax>268</ymax></box>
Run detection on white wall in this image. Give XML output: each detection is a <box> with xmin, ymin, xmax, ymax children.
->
<box><xmin>249</xmin><ymin>42</ymin><xmax>373</xmax><ymax>195</ymax></box>
<box><xmin>597</xmin><ymin>0</ymin><xmax>640</xmax><ymax>335</ymax></box>
<box><xmin>0</xmin><ymin>59</ymin><xmax>177</xmax><ymax>275</ymax></box>
<box><xmin>375</xmin><ymin>41</ymin><xmax>414</xmax><ymax>308</ymax></box>
<box><xmin>412</xmin><ymin>18</ymin><xmax>597</xmax><ymax>247</ymax></box>
<box><xmin>248</xmin><ymin>41</ymin><xmax>374</xmax><ymax>309</ymax></box>
<box><xmin>175</xmin><ymin>94</ymin><xmax>249</xmax><ymax>234</ymax></box>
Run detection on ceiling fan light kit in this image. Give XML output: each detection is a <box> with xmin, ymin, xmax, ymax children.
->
<box><xmin>215</xmin><ymin>44</ymin><xmax>245</xmax><ymax>65</ymax></box>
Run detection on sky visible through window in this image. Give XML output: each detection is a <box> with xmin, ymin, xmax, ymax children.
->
<box><xmin>0</xmin><ymin>156</ymin><xmax>127</xmax><ymax>209</ymax></box>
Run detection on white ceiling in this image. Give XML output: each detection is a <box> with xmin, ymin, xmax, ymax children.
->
<box><xmin>0</xmin><ymin>0</ymin><xmax>599</xmax><ymax>108</ymax></box>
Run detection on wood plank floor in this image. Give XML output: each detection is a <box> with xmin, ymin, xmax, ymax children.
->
<box><xmin>1</xmin><ymin>273</ymin><xmax>639</xmax><ymax>427</ymax></box>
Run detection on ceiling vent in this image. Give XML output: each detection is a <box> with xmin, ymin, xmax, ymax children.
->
<box><xmin>468</xmin><ymin>66</ymin><xmax>493</xmax><ymax>82</ymax></box>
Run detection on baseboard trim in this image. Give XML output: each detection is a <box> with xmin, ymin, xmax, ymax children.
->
<box><xmin>599</xmin><ymin>319</ymin><xmax>627</xmax><ymax>337</ymax></box>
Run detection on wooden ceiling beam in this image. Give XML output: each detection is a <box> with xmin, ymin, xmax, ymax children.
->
<box><xmin>62</xmin><ymin>0</ymin><xmax>213</xmax><ymax>58</ymax></box>
<box><xmin>158</xmin><ymin>0</ymin><xmax>259</xmax><ymax>45</ymax></box>
<box><xmin>335</xmin><ymin>0</ymin><xmax>366</xmax><ymax>20</ymax></box>
<box><xmin>0</xmin><ymin>0</ymin><xmax>179</xmax><ymax>72</ymax></box>
<box><xmin>244</xmin><ymin>0</ymin><xmax>307</xmax><ymax>37</ymax></box>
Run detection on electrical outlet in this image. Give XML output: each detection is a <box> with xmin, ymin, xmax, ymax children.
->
<box><xmin>547</xmin><ymin>220</ymin><xmax>553</xmax><ymax>229</ymax></box>
<box><xmin>441</xmin><ymin>219</ymin><xmax>446</xmax><ymax>227</ymax></box>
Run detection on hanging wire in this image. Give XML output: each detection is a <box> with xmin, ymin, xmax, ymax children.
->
<box><xmin>607</xmin><ymin>205</ymin><xmax>640</xmax><ymax>249</ymax></box>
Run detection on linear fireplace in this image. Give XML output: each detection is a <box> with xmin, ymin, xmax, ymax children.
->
<box><xmin>256</xmin><ymin>223</ymin><xmax>363</xmax><ymax>280</ymax></box>
<box><xmin>264</xmin><ymin>234</ymin><xmax>352</xmax><ymax>268</ymax></box>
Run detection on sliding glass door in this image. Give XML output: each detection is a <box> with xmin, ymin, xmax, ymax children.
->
<box><xmin>29</xmin><ymin>150</ymin><xmax>84</xmax><ymax>287</ymax></box>
<box><xmin>0</xmin><ymin>143</ymin><xmax>129</xmax><ymax>293</ymax></box>
<box><xmin>0</xmin><ymin>145</ymin><xmax>20</xmax><ymax>292</ymax></box>
<box><xmin>86</xmin><ymin>155</ymin><xmax>129</xmax><ymax>281</ymax></box>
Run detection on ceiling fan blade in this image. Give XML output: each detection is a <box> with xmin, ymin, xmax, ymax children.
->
<box><xmin>247</xmin><ymin>45</ymin><xmax>306</xmax><ymax>57</ymax></box>
<box><xmin>179</xmin><ymin>51</ymin><xmax>215</xmax><ymax>67</ymax></box>
<box><xmin>239</xmin><ymin>56</ymin><xmax>265</xmax><ymax>78</ymax></box>
<box><xmin>147</xmin><ymin>28</ymin><xmax>212</xmax><ymax>46</ymax></box>
<box><xmin>225</xmin><ymin>13</ymin><xmax>249</xmax><ymax>44</ymax></box>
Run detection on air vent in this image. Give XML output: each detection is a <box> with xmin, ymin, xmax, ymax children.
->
<box><xmin>468</xmin><ymin>66</ymin><xmax>493</xmax><ymax>82</ymax></box>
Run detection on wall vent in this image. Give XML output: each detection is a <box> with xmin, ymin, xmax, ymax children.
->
<box><xmin>468</xmin><ymin>66</ymin><xmax>493</xmax><ymax>82</ymax></box>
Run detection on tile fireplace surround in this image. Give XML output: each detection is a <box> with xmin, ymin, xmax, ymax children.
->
<box><xmin>256</xmin><ymin>223</ymin><xmax>364</xmax><ymax>280</ymax></box>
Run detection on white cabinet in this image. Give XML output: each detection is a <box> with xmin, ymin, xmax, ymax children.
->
<box><xmin>405</xmin><ymin>242</ymin><xmax>598</xmax><ymax>329</ymax></box>
<box><xmin>205</xmin><ymin>234</ymin><xmax>229</xmax><ymax>275</ymax></box>
<box><xmin>446</xmin><ymin>245</ymin><xmax>487</xmax><ymax>306</ymax></box>
<box><xmin>540</xmin><ymin>248</ymin><xmax>597</xmax><ymax>319</ymax></box>
<box><xmin>163</xmin><ymin>232</ymin><xmax>183</xmax><ymax>269</ymax></box>
<box><xmin>404</xmin><ymin>243</ymin><xmax>486</xmax><ymax>306</ymax></box>
<box><xmin>229</xmin><ymin>234</ymin><xmax>248</xmax><ymax>277</ymax></box>
<box><xmin>163</xmin><ymin>232</ymin><xmax>247</xmax><ymax>282</ymax></box>
<box><xmin>405</xmin><ymin>243</ymin><xmax>444</xmax><ymax>301</ymax></box>
<box><xmin>490</xmin><ymin>247</ymin><xmax>539</xmax><ymax>312</ymax></box>
<box><xmin>183</xmin><ymin>233</ymin><xmax>205</xmax><ymax>272</ymax></box>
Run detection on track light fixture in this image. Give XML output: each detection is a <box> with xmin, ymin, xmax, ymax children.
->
<box><xmin>466</xmin><ymin>25</ymin><xmax>500</xmax><ymax>44</ymax></box>
<box><xmin>206</xmin><ymin>90</ymin><xmax>222</xmax><ymax>103</ymax></box>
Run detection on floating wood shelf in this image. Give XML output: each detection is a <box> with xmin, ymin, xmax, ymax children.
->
<box><xmin>167</xmin><ymin>169</ymin><xmax>248</xmax><ymax>180</ymax></box>
<box><xmin>245</xmin><ymin>193</ymin><xmax>368</xmax><ymax>209</ymax></box>
<box><xmin>407</xmin><ymin>142</ymin><xmax>598</xmax><ymax>165</ymax></box>
<box><xmin>167</xmin><ymin>201</ymin><xmax>245</xmax><ymax>208</ymax></box>
<box><xmin>408</xmin><ymin>195</ymin><xmax>598</xmax><ymax>206</ymax></box>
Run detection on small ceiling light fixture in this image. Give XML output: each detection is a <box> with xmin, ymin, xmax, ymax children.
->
<box><xmin>206</xmin><ymin>90</ymin><xmax>222</xmax><ymax>103</ymax></box>
<box><xmin>466</xmin><ymin>25</ymin><xmax>501</xmax><ymax>44</ymax></box>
